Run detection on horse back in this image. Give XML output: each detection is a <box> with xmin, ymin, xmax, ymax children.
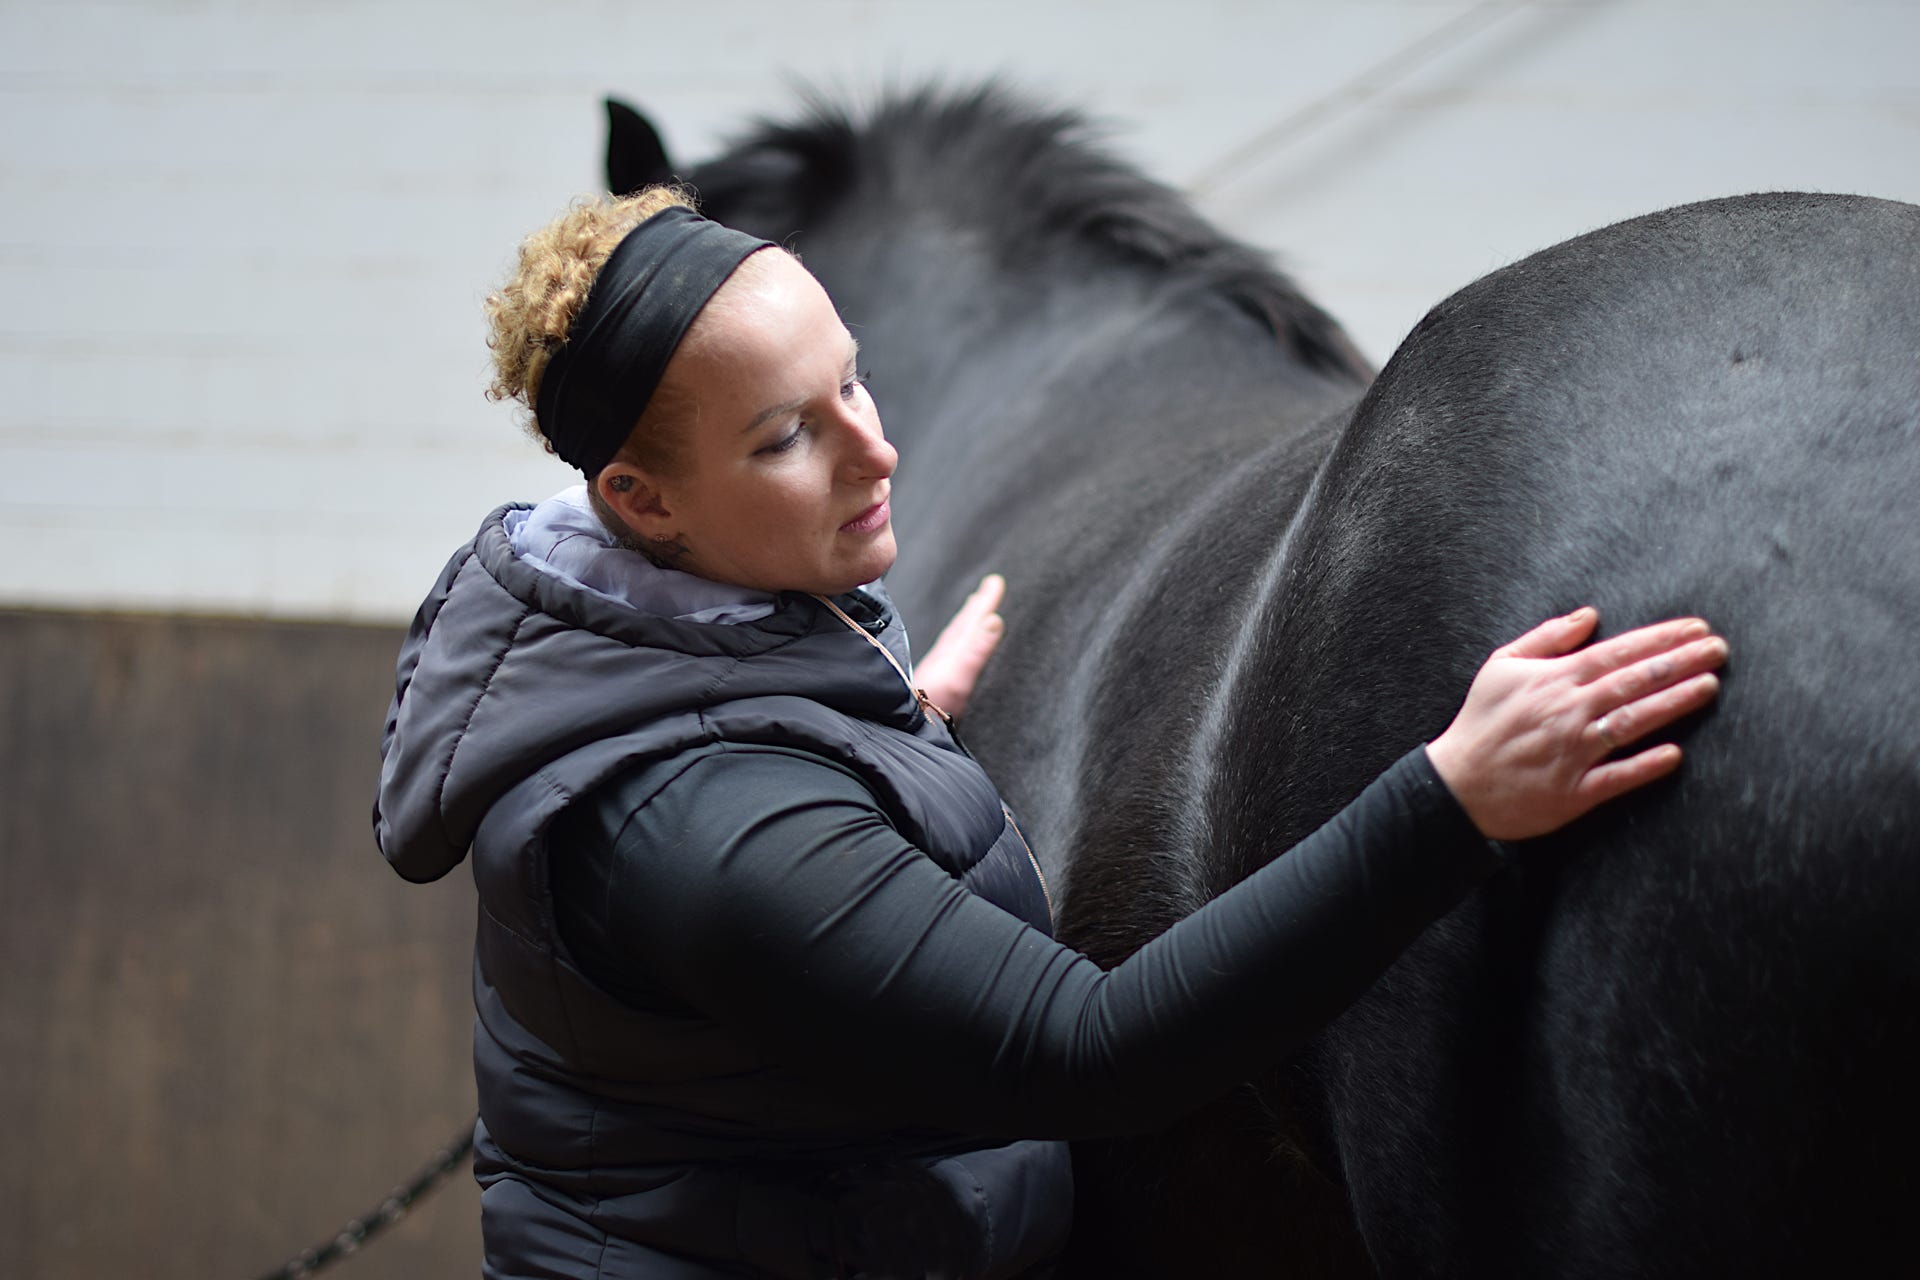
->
<box><xmin>1242</xmin><ymin>192</ymin><xmax>1920</xmax><ymax>1276</ymax></box>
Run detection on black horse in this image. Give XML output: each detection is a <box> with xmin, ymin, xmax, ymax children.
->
<box><xmin>608</xmin><ymin>86</ymin><xmax>1920</xmax><ymax>1277</ymax></box>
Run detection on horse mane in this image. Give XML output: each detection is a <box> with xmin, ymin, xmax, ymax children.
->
<box><xmin>702</xmin><ymin>83</ymin><xmax>1372</xmax><ymax>383</ymax></box>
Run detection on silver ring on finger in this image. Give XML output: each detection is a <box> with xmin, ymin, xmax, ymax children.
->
<box><xmin>1594</xmin><ymin>713</ymin><xmax>1619</xmax><ymax>750</ymax></box>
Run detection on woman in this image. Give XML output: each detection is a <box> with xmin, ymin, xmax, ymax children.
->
<box><xmin>375</xmin><ymin>187</ymin><xmax>1727</xmax><ymax>1279</ymax></box>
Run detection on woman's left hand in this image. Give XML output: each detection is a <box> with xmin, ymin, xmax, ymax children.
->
<box><xmin>913</xmin><ymin>574</ymin><xmax>1007</xmax><ymax>719</ymax></box>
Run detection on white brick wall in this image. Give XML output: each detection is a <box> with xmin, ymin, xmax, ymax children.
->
<box><xmin>4</xmin><ymin>0</ymin><xmax>1915</xmax><ymax>620</ymax></box>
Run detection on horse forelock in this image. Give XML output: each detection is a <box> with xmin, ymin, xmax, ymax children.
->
<box><xmin>693</xmin><ymin>82</ymin><xmax>1370</xmax><ymax>384</ymax></box>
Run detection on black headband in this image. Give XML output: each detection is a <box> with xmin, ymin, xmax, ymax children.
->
<box><xmin>535</xmin><ymin>204</ymin><xmax>775</xmax><ymax>476</ymax></box>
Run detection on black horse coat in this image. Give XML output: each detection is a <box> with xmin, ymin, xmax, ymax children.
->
<box><xmin>609</xmin><ymin>87</ymin><xmax>1920</xmax><ymax>1278</ymax></box>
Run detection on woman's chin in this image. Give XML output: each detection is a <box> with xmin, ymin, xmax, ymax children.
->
<box><xmin>820</xmin><ymin>539</ymin><xmax>898</xmax><ymax>595</ymax></box>
<box><xmin>853</xmin><ymin>532</ymin><xmax>898</xmax><ymax>579</ymax></box>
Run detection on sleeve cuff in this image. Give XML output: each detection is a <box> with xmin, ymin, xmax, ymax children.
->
<box><xmin>1404</xmin><ymin>744</ymin><xmax>1511</xmax><ymax>873</ymax></box>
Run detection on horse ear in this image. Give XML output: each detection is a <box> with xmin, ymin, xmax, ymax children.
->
<box><xmin>605</xmin><ymin>97</ymin><xmax>675</xmax><ymax>195</ymax></box>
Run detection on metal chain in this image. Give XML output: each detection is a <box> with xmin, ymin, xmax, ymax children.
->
<box><xmin>251</xmin><ymin>1119</ymin><xmax>475</xmax><ymax>1280</ymax></box>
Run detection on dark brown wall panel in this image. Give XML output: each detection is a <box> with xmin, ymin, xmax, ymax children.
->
<box><xmin>0</xmin><ymin>609</ymin><xmax>479</xmax><ymax>1279</ymax></box>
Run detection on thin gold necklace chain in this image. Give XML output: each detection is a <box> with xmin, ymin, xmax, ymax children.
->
<box><xmin>810</xmin><ymin>593</ymin><xmax>952</xmax><ymax>727</ymax></box>
<box><xmin>809</xmin><ymin>593</ymin><xmax>1054</xmax><ymax>922</ymax></box>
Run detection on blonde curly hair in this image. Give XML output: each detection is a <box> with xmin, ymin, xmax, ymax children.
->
<box><xmin>484</xmin><ymin>185</ymin><xmax>699</xmax><ymax>483</ymax></box>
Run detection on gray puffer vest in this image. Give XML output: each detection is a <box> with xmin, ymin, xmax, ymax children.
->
<box><xmin>375</xmin><ymin>506</ymin><xmax>1063</xmax><ymax>1278</ymax></box>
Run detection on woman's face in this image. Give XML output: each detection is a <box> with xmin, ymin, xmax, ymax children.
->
<box><xmin>601</xmin><ymin>250</ymin><xmax>898</xmax><ymax>596</ymax></box>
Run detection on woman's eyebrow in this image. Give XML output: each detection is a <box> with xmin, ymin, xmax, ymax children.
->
<box><xmin>743</xmin><ymin>394</ymin><xmax>808</xmax><ymax>433</ymax></box>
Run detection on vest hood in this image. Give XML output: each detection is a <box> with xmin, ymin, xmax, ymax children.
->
<box><xmin>374</xmin><ymin>504</ymin><xmax>922</xmax><ymax>883</ymax></box>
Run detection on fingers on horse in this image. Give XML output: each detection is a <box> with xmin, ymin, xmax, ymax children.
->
<box><xmin>962</xmin><ymin>613</ymin><xmax>1006</xmax><ymax>663</ymax></box>
<box><xmin>1576</xmin><ymin>742</ymin><xmax>1686</xmax><ymax>808</ymax></box>
<box><xmin>1587</xmin><ymin>633</ymin><xmax>1729</xmax><ymax>709</ymax></box>
<box><xmin>1571</xmin><ymin>617</ymin><xmax>1715</xmax><ymax>684</ymax></box>
<box><xmin>1586</xmin><ymin>673</ymin><xmax>1722</xmax><ymax>755</ymax></box>
<box><xmin>943</xmin><ymin>573</ymin><xmax>1007</xmax><ymax>641</ymax></box>
<box><xmin>1500</xmin><ymin>606</ymin><xmax>1600</xmax><ymax>659</ymax></box>
<box><xmin>973</xmin><ymin>573</ymin><xmax>1007</xmax><ymax>613</ymax></box>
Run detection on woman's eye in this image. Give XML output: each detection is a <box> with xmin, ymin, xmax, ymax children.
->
<box><xmin>841</xmin><ymin>370</ymin><xmax>870</xmax><ymax>401</ymax></box>
<box><xmin>757</xmin><ymin>426</ymin><xmax>804</xmax><ymax>456</ymax></box>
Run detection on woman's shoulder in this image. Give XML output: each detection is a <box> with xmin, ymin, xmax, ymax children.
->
<box><xmin>568</xmin><ymin>741</ymin><xmax>886</xmax><ymax>849</ymax></box>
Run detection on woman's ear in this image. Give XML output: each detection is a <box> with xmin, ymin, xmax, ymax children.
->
<box><xmin>595</xmin><ymin>463</ymin><xmax>675</xmax><ymax>541</ymax></box>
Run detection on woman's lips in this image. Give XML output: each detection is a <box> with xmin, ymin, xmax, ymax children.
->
<box><xmin>840</xmin><ymin>498</ymin><xmax>891</xmax><ymax>534</ymax></box>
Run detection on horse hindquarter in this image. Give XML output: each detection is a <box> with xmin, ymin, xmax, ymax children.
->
<box><xmin>1258</xmin><ymin>193</ymin><xmax>1920</xmax><ymax>1277</ymax></box>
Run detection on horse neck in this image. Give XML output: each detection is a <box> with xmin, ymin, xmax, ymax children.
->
<box><xmin>849</xmin><ymin>235</ymin><xmax>1351</xmax><ymax>466</ymax></box>
<box><xmin>802</xmin><ymin>222</ymin><xmax>1379</xmax><ymax>930</ymax></box>
<box><xmin>909</xmin><ymin>291</ymin><xmax>1368</xmax><ymax>945</ymax></box>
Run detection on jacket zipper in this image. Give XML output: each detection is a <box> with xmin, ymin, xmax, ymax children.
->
<box><xmin>1002</xmin><ymin>803</ymin><xmax>1054</xmax><ymax>924</ymax></box>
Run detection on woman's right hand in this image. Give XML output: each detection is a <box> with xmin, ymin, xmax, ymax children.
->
<box><xmin>913</xmin><ymin>573</ymin><xmax>1008</xmax><ymax>719</ymax></box>
<box><xmin>1424</xmin><ymin>607</ymin><xmax>1728</xmax><ymax>841</ymax></box>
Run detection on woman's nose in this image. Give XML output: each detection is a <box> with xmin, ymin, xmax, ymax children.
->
<box><xmin>841</xmin><ymin>406</ymin><xmax>896</xmax><ymax>479</ymax></box>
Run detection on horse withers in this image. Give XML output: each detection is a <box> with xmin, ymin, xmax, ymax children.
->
<box><xmin>609</xmin><ymin>87</ymin><xmax>1920</xmax><ymax>1277</ymax></box>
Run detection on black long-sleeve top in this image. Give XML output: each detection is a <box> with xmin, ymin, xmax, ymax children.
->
<box><xmin>550</xmin><ymin>741</ymin><xmax>1501</xmax><ymax>1141</ymax></box>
